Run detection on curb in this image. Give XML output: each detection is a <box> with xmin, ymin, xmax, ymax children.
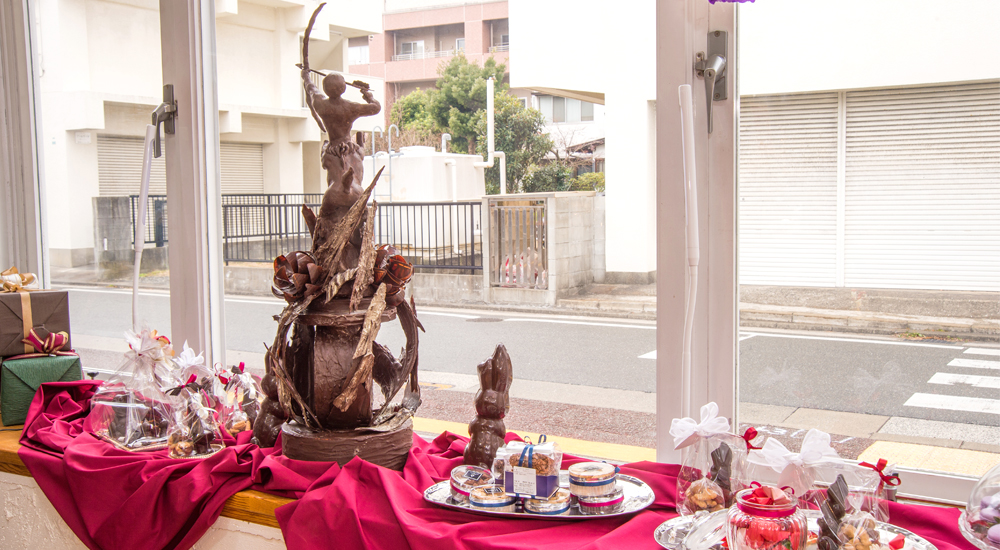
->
<box><xmin>52</xmin><ymin>279</ymin><xmax>998</xmax><ymax>341</ymax></box>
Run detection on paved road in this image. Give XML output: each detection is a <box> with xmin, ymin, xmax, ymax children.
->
<box><xmin>62</xmin><ymin>286</ymin><xmax>1000</xmax><ymax>427</ymax></box>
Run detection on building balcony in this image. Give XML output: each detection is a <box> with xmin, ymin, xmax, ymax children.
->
<box><xmin>391</xmin><ymin>48</ymin><xmax>463</xmax><ymax>62</ymax></box>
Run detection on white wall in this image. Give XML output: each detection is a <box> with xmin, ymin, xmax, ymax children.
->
<box><xmin>510</xmin><ymin>0</ymin><xmax>657</xmax><ymax>276</ymax></box>
<box><xmin>35</xmin><ymin>0</ymin><xmax>384</xmax><ymax>266</ymax></box>
<box><xmin>0</xmin><ymin>472</ymin><xmax>285</xmax><ymax>550</ymax></box>
<box><xmin>739</xmin><ymin>0</ymin><xmax>1000</xmax><ymax>95</ymax></box>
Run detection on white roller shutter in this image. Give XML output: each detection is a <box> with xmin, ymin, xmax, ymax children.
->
<box><xmin>98</xmin><ymin>135</ymin><xmax>167</xmax><ymax>196</ymax></box>
<box><xmin>844</xmin><ymin>81</ymin><xmax>1000</xmax><ymax>291</ymax></box>
<box><xmin>738</xmin><ymin>92</ymin><xmax>840</xmax><ymax>286</ymax></box>
<box><xmin>98</xmin><ymin>137</ymin><xmax>264</xmax><ymax>196</ymax></box>
<box><xmin>220</xmin><ymin>142</ymin><xmax>264</xmax><ymax>194</ymax></box>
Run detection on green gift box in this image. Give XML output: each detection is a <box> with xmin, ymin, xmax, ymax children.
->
<box><xmin>1</xmin><ymin>354</ymin><xmax>82</xmax><ymax>426</ymax></box>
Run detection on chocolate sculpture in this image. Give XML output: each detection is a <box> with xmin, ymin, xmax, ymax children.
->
<box><xmin>463</xmin><ymin>344</ymin><xmax>513</xmax><ymax>468</ymax></box>
<box><xmin>251</xmin><ymin>3</ymin><xmax>422</xmax><ymax>469</ymax></box>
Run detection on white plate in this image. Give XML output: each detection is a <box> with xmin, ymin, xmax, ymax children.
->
<box><xmin>423</xmin><ymin>473</ymin><xmax>655</xmax><ymax>520</ymax></box>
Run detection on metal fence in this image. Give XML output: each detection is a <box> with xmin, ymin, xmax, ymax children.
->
<box><xmin>129</xmin><ymin>194</ymin><xmax>482</xmax><ymax>269</ymax></box>
<box><xmin>130</xmin><ymin>194</ymin><xmax>324</xmax><ymax>248</ymax></box>
<box><xmin>372</xmin><ymin>202</ymin><xmax>482</xmax><ymax>271</ymax></box>
<box><xmin>488</xmin><ymin>198</ymin><xmax>547</xmax><ymax>289</ymax></box>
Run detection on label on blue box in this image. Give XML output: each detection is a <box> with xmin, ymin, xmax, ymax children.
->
<box><xmin>504</xmin><ymin>469</ymin><xmax>559</xmax><ymax>499</ymax></box>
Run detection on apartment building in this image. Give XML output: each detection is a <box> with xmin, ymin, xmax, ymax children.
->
<box><xmin>347</xmin><ymin>0</ymin><xmax>605</xmax><ymax>168</ymax></box>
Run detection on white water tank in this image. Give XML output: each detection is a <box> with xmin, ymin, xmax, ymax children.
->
<box><xmin>365</xmin><ymin>146</ymin><xmax>486</xmax><ymax>202</ymax></box>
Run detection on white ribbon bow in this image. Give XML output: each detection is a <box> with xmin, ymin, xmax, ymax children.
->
<box><xmin>124</xmin><ymin>328</ymin><xmax>164</xmax><ymax>361</ymax></box>
<box><xmin>669</xmin><ymin>402</ymin><xmax>732</xmax><ymax>450</ymax></box>
<box><xmin>174</xmin><ymin>341</ymin><xmax>205</xmax><ymax>373</ymax></box>
<box><xmin>748</xmin><ymin>428</ymin><xmax>840</xmax><ymax>472</ymax></box>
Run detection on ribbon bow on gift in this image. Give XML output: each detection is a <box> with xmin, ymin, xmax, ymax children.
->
<box><xmin>669</xmin><ymin>402</ymin><xmax>731</xmax><ymax>450</ymax></box>
<box><xmin>124</xmin><ymin>328</ymin><xmax>172</xmax><ymax>362</ymax></box>
<box><xmin>741</xmin><ymin>426</ymin><xmax>763</xmax><ymax>452</ymax></box>
<box><xmin>516</xmin><ymin>434</ymin><xmax>547</xmax><ymax>468</ymax></box>
<box><xmin>6</xmin><ymin>328</ymin><xmax>77</xmax><ymax>360</ymax></box>
<box><xmin>744</xmin><ymin>483</ymin><xmax>792</xmax><ymax>506</ymax></box>
<box><xmin>1</xmin><ymin>266</ymin><xmax>39</xmax><ymax>293</ymax></box>
<box><xmin>860</xmin><ymin>458</ymin><xmax>901</xmax><ymax>487</ymax></box>
<box><xmin>168</xmin><ymin>374</ymin><xmax>212</xmax><ymax>397</ymax></box>
<box><xmin>174</xmin><ymin>341</ymin><xmax>205</xmax><ymax>371</ymax></box>
<box><xmin>749</xmin><ymin>429</ymin><xmax>839</xmax><ymax>472</ymax></box>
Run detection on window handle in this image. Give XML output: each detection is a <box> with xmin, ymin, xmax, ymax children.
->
<box><xmin>694</xmin><ymin>30</ymin><xmax>729</xmax><ymax>134</ymax></box>
<box><xmin>151</xmin><ymin>84</ymin><xmax>177</xmax><ymax>158</ymax></box>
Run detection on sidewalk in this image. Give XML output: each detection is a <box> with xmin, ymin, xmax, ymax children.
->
<box><xmin>51</xmin><ymin>265</ymin><xmax>1000</xmax><ymax>341</ymax></box>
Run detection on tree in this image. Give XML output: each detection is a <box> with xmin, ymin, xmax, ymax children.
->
<box><xmin>429</xmin><ymin>55</ymin><xmax>507</xmax><ymax>154</ymax></box>
<box><xmin>390</xmin><ymin>88</ymin><xmax>438</xmax><ymax>135</ymax></box>
<box><xmin>475</xmin><ymin>92</ymin><xmax>553</xmax><ymax>194</ymax></box>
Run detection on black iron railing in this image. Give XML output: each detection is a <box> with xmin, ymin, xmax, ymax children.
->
<box><xmin>129</xmin><ymin>194</ymin><xmax>483</xmax><ymax>270</ymax></box>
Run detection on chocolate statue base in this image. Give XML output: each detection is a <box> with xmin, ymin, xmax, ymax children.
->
<box><xmin>280</xmin><ymin>419</ymin><xmax>413</xmax><ymax>470</ymax></box>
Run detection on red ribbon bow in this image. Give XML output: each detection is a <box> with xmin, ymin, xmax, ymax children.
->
<box><xmin>745</xmin><ymin>483</ymin><xmax>791</xmax><ymax>505</ymax></box>
<box><xmin>6</xmin><ymin>328</ymin><xmax>77</xmax><ymax>360</ymax></box>
<box><xmin>860</xmin><ymin>458</ymin><xmax>901</xmax><ymax>487</ymax></box>
<box><xmin>742</xmin><ymin>427</ymin><xmax>762</xmax><ymax>451</ymax></box>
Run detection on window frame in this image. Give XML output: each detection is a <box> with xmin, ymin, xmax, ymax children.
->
<box><xmin>1</xmin><ymin>0</ymin><xmax>983</xmax><ymax>506</ymax></box>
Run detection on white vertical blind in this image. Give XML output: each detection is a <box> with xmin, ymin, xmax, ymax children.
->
<box><xmin>98</xmin><ymin>136</ymin><xmax>264</xmax><ymax>196</ymax></box>
<box><xmin>738</xmin><ymin>92</ymin><xmax>840</xmax><ymax>286</ymax></box>
<box><xmin>844</xmin><ymin>81</ymin><xmax>1000</xmax><ymax>291</ymax></box>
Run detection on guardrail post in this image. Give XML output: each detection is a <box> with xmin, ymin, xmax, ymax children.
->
<box><xmin>481</xmin><ymin>196</ymin><xmax>491</xmax><ymax>303</ymax></box>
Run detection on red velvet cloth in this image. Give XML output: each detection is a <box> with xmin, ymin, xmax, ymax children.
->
<box><xmin>17</xmin><ymin>382</ymin><xmax>976</xmax><ymax>550</ymax></box>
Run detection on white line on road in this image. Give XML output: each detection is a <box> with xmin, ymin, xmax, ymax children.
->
<box><xmin>504</xmin><ymin>318</ymin><xmax>656</xmax><ymax>330</ymax></box>
<box><xmin>739</xmin><ymin>334</ymin><xmax>756</xmax><ymax>342</ymax></box>
<box><xmin>904</xmin><ymin>393</ymin><xmax>1000</xmax><ymax>415</ymax></box>
<box><xmin>928</xmin><ymin>372</ymin><xmax>1000</xmax><ymax>389</ymax></box>
<box><xmin>639</xmin><ymin>350</ymin><xmax>656</xmax><ymax>360</ymax></box>
<box><xmin>419</xmin><ymin>311</ymin><xmax>481</xmax><ymax>319</ymax></box>
<box><xmin>741</xmin><ymin>332</ymin><xmax>964</xmax><ymax>349</ymax></box>
<box><xmin>965</xmin><ymin>348</ymin><xmax>1000</xmax><ymax>357</ymax></box>
<box><xmin>948</xmin><ymin>358</ymin><xmax>1000</xmax><ymax>370</ymax></box>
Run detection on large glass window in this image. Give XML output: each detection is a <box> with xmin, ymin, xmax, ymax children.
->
<box><xmin>737</xmin><ymin>0</ymin><xmax>1000</xmax><ymax>497</ymax></box>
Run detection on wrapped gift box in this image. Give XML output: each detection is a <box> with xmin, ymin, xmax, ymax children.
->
<box><xmin>0</xmin><ymin>290</ymin><xmax>72</xmax><ymax>358</ymax></box>
<box><xmin>1</xmin><ymin>354</ymin><xmax>82</xmax><ymax>426</ymax></box>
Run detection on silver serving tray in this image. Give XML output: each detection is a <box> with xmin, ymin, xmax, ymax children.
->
<box><xmin>423</xmin><ymin>473</ymin><xmax>655</xmax><ymax>520</ymax></box>
<box><xmin>654</xmin><ymin>509</ymin><xmax>939</xmax><ymax>550</ymax></box>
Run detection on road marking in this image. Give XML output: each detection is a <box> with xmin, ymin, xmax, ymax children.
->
<box><xmin>639</xmin><ymin>350</ymin><xmax>656</xmax><ymax>360</ymax></box>
<box><xmin>504</xmin><ymin>318</ymin><xmax>656</xmax><ymax>330</ymax></box>
<box><xmin>419</xmin><ymin>311</ymin><xmax>480</xmax><ymax>319</ymax></box>
<box><xmin>904</xmin><ymin>393</ymin><xmax>1000</xmax><ymax>415</ymax></box>
<box><xmin>741</xmin><ymin>332</ymin><xmax>964</xmax><ymax>350</ymax></box>
<box><xmin>739</xmin><ymin>334</ymin><xmax>756</xmax><ymax>342</ymax></box>
<box><xmin>948</xmin><ymin>358</ymin><xmax>1000</xmax><ymax>370</ymax></box>
<box><xmin>965</xmin><ymin>348</ymin><xmax>1000</xmax><ymax>357</ymax></box>
<box><xmin>59</xmin><ymin>286</ymin><xmax>169</xmax><ymax>298</ymax></box>
<box><xmin>928</xmin><ymin>372</ymin><xmax>1000</xmax><ymax>389</ymax></box>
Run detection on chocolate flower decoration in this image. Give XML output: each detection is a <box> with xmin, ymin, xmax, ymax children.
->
<box><xmin>272</xmin><ymin>251</ymin><xmax>327</xmax><ymax>302</ymax></box>
<box><xmin>373</xmin><ymin>245</ymin><xmax>413</xmax><ymax>304</ymax></box>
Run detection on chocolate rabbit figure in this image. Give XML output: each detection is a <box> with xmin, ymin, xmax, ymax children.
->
<box><xmin>463</xmin><ymin>344</ymin><xmax>513</xmax><ymax>468</ymax></box>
